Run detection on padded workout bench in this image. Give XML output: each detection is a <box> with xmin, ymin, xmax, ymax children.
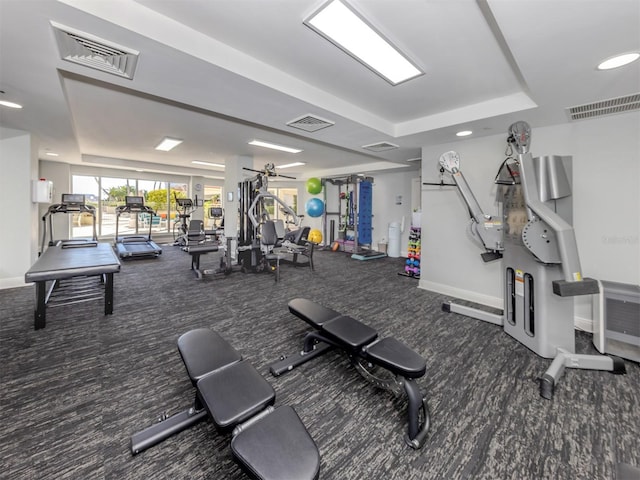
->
<box><xmin>270</xmin><ymin>298</ymin><xmax>431</xmax><ymax>449</ymax></box>
<box><xmin>131</xmin><ymin>329</ymin><xmax>320</xmax><ymax>480</ymax></box>
<box><xmin>183</xmin><ymin>244</ymin><xmax>220</xmax><ymax>279</ymax></box>
<box><xmin>24</xmin><ymin>242</ymin><xmax>121</xmax><ymax>329</ymax></box>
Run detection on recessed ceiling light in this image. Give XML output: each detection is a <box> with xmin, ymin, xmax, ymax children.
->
<box><xmin>276</xmin><ymin>162</ymin><xmax>306</xmax><ymax>169</ymax></box>
<box><xmin>0</xmin><ymin>100</ymin><xmax>23</xmax><ymax>109</ymax></box>
<box><xmin>248</xmin><ymin>140</ymin><xmax>303</xmax><ymax>154</ymax></box>
<box><xmin>456</xmin><ymin>130</ymin><xmax>473</xmax><ymax>137</ymax></box>
<box><xmin>305</xmin><ymin>0</ymin><xmax>423</xmax><ymax>85</ymax></box>
<box><xmin>155</xmin><ymin>137</ymin><xmax>183</xmax><ymax>151</ymax></box>
<box><xmin>192</xmin><ymin>161</ymin><xmax>225</xmax><ymax>168</ymax></box>
<box><xmin>45</xmin><ymin>152</ymin><xmax>59</xmax><ymax>157</ymax></box>
<box><xmin>597</xmin><ymin>52</ymin><xmax>640</xmax><ymax>70</ymax></box>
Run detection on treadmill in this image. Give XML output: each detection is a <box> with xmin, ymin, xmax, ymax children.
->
<box><xmin>40</xmin><ymin>193</ymin><xmax>98</xmax><ymax>255</ymax></box>
<box><xmin>114</xmin><ymin>196</ymin><xmax>162</xmax><ymax>259</ymax></box>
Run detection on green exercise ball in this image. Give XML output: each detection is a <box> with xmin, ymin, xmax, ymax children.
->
<box><xmin>306</xmin><ymin>177</ymin><xmax>322</xmax><ymax>195</ymax></box>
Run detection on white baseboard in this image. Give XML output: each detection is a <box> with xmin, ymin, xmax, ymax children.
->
<box><xmin>418</xmin><ymin>279</ymin><xmax>503</xmax><ymax>310</ymax></box>
<box><xmin>0</xmin><ymin>277</ymin><xmax>28</xmax><ymax>290</ymax></box>
<box><xmin>419</xmin><ymin>279</ymin><xmax>594</xmax><ymax>332</ymax></box>
<box><xmin>574</xmin><ymin>315</ymin><xmax>593</xmax><ymax>333</ymax></box>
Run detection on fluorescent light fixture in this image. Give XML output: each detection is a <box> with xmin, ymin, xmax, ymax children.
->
<box><xmin>456</xmin><ymin>130</ymin><xmax>473</xmax><ymax>137</ymax></box>
<box><xmin>305</xmin><ymin>0</ymin><xmax>423</xmax><ymax>85</ymax></box>
<box><xmin>45</xmin><ymin>152</ymin><xmax>59</xmax><ymax>157</ymax></box>
<box><xmin>276</xmin><ymin>162</ymin><xmax>306</xmax><ymax>169</ymax></box>
<box><xmin>597</xmin><ymin>52</ymin><xmax>640</xmax><ymax>70</ymax></box>
<box><xmin>192</xmin><ymin>161</ymin><xmax>225</xmax><ymax>168</ymax></box>
<box><xmin>248</xmin><ymin>140</ymin><xmax>303</xmax><ymax>154</ymax></box>
<box><xmin>0</xmin><ymin>100</ymin><xmax>23</xmax><ymax>109</ymax></box>
<box><xmin>155</xmin><ymin>137</ymin><xmax>183</xmax><ymax>151</ymax></box>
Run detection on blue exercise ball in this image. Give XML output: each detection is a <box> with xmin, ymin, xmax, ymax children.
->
<box><xmin>305</xmin><ymin>197</ymin><xmax>324</xmax><ymax>218</ymax></box>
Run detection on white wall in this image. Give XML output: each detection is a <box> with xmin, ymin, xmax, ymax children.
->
<box><xmin>419</xmin><ymin>112</ymin><xmax>640</xmax><ymax>327</ymax></box>
<box><xmin>0</xmin><ymin>128</ymin><xmax>38</xmax><ymax>289</ymax></box>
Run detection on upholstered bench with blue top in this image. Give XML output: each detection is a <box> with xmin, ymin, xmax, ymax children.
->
<box><xmin>270</xmin><ymin>298</ymin><xmax>431</xmax><ymax>449</ymax></box>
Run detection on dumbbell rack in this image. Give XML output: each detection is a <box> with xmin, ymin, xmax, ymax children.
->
<box><xmin>398</xmin><ymin>226</ymin><xmax>421</xmax><ymax>279</ymax></box>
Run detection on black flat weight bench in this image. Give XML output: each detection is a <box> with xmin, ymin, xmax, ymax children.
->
<box><xmin>131</xmin><ymin>329</ymin><xmax>320</xmax><ymax>480</ymax></box>
<box><xmin>270</xmin><ymin>298</ymin><xmax>431</xmax><ymax>449</ymax></box>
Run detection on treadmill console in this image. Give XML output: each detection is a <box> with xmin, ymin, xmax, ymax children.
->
<box><xmin>209</xmin><ymin>207</ymin><xmax>223</xmax><ymax>218</ymax></box>
<box><xmin>125</xmin><ymin>196</ymin><xmax>145</xmax><ymax>209</ymax></box>
<box><xmin>61</xmin><ymin>193</ymin><xmax>85</xmax><ymax>207</ymax></box>
<box><xmin>176</xmin><ymin>198</ymin><xmax>194</xmax><ymax>208</ymax></box>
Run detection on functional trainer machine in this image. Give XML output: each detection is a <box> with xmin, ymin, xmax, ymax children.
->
<box><xmin>130</xmin><ymin>328</ymin><xmax>320</xmax><ymax>480</ymax></box>
<box><xmin>114</xmin><ymin>196</ymin><xmax>162</xmax><ymax>259</ymax></box>
<box><xmin>439</xmin><ymin>121</ymin><xmax>625</xmax><ymax>399</ymax></box>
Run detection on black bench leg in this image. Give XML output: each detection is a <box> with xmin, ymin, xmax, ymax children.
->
<box><xmin>130</xmin><ymin>392</ymin><xmax>207</xmax><ymax>455</ymax></box>
<box><xmin>34</xmin><ymin>280</ymin><xmax>46</xmax><ymax>330</ymax></box>
<box><xmin>104</xmin><ymin>273</ymin><xmax>114</xmax><ymax>315</ymax></box>
<box><xmin>403</xmin><ymin>379</ymin><xmax>430</xmax><ymax>449</ymax></box>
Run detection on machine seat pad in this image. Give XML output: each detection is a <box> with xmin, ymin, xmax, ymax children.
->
<box><xmin>177</xmin><ymin>329</ymin><xmax>242</xmax><ymax>385</ymax></box>
<box><xmin>288</xmin><ymin>298</ymin><xmax>342</xmax><ymax>329</ymax></box>
<box><xmin>321</xmin><ymin>316</ymin><xmax>378</xmax><ymax>350</ymax></box>
<box><xmin>231</xmin><ymin>405</ymin><xmax>320</xmax><ymax>480</ymax></box>
<box><xmin>184</xmin><ymin>244</ymin><xmax>220</xmax><ymax>254</ymax></box>
<box><xmin>197</xmin><ymin>360</ymin><xmax>276</xmax><ymax>429</ymax></box>
<box><xmin>364</xmin><ymin>337</ymin><xmax>426</xmax><ymax>379</ymax></box>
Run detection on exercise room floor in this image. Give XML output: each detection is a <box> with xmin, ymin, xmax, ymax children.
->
<box><xmin>1</xmin><ymin>246</ymin><xmax>638</xmax><ymax>479</ymax></box>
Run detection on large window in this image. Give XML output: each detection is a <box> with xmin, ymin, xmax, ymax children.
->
<box><xmin>268</xmin><ymin>187</ymin><xmax>299</xmax><ymax>230</ymax></box>
<box><xmin>71</xmin><ymin>174</ymin><xmax>189</xmax><ymax>239</ymax></box>
<box><xmin>203</xmin><ymin>185</ymin><xmax>223</xmax><ymax>231</ymax></box>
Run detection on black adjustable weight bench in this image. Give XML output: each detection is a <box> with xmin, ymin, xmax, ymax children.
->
<box><xmin>131</xmin><ymin>329</ymin><xmax>320</xmax><ymax>480</ymax></box>
<box><xmin>270</xmin><ymin>298</ymin><xmax>431</xmax><ymax>449</ymax></box>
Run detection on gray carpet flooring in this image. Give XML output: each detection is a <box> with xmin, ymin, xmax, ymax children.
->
<box><xmin>1</xmin><ymin>245</ymin><xmax>638</xmax><ymax>480</ymax></box>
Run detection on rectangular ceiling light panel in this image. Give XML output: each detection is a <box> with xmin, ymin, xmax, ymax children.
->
<box><xmin>249</xmin><ymin>140</ymin><xmax>303</xmax><ymax>153</ymax></box>
<box><xmin>305</xmin><ymin>0</ymin><xmax>423</xmax><ymax>85</ymax></box>
<box><xmin>155</xmin><ymin>137</ymin><xmax>183</xmax><ymax>151</ymax></box>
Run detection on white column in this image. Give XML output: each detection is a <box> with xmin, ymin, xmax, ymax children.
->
<box><xmin>0</xmin><ymin>128</ymin><xmax>38</xmax><ymax>288</ymax></box>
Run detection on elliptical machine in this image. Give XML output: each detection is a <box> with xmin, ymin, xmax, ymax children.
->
<box><xmin>440</xmin><ymin>121</ymin><xmax>625</xmax><ymax>399</ymax></box>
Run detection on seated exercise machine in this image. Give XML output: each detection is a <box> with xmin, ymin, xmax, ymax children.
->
<box><xmin>270</xmin><ymin>298</ymin><xmax>430</xmax><ymax>449</ymax></box>
<box><xmin>238</xmin><ymin>163</ymin><xmax>314</xmax><ymax>275</ymax></box>
<box><xmin>114</xmin><ymin>196</ymin><xmax>162</xmax><ymax>259</ymax></box>
<box><xmin>183</xmin><ymin>236</ymin><xmax>234</xmax><ymax>280</ymax></box>
<box><xmin>130</xmin><ymin>329</ymin><xmax>320</xmax><ymax>480</ymax></box>
<box><xmin>438</xmin><ymin>121</ymin><xmax>625</xmax><ymax>399</ymax></box>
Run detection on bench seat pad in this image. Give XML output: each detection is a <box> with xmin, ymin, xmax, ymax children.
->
<box><xmin>177</xmin><ymin>329</ymin><xmax>242</xmax><ymax>384</ymax></box>
<box><xmin>321</xmin><ymin>316</ymin><xmax>378</xmax><ymax>349</ymax></box>
<box><xmin>231</xmin><ymin>405</ymin><xmax>320</xmax><ymax>480</ymax></box>
<box><xmin>288</xmin><ymin>298</ymin><xmax>341</xmax><ymax>329</ymax></box>
<box><xmin>364</xmin><ymin>337</ymin><xmax>426</xmax><ymax>378</ymax></box>
<box><xmin>197</xmin><ymin>360</ymin><xmax>276</xmax><ymax>429</ymax></box>
<box><xmin>184</xmin><ymin>244</ymin><xmax>220</xmax><ymax>254</ymax></box>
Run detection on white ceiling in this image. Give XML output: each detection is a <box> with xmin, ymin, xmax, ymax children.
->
<box><xmin>0</xmin><ymin>0</ymin><xmax>638</xmax><ymax>180</ymax></box>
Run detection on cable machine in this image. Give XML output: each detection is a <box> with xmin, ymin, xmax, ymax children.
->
<box><xmin>322</xmin><ymin>175</ymin><xmax>373</xmax><ymax>254</ymax></box>
<box><xmin>439</xmin><ymin>121</ymin><xmax>625</xmax><ymax>399</ymax></box>
<box><xmin>237</xmin><ymin>163</ymin><xmax>300</xmax><ymax>272</ymax></box>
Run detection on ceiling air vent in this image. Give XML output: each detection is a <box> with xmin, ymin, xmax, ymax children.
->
<box><xmin>362</xmin><ymin>141</ymin><xmax>399</xmax><ymax>152</ymax></box>
<box><xmin>287</xmin><ymin>114</ymin><xmax>335</xmax><ymax>132</ymax></box>
<box><xmin>567</xmin><ymin>93</ymin><xmax>640</xmax><ymax>121</ymax></box>
<box><xmin>51</xmin><ymin>21</ymin><xmax>139</xmax><ymax>79</ymax></box>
